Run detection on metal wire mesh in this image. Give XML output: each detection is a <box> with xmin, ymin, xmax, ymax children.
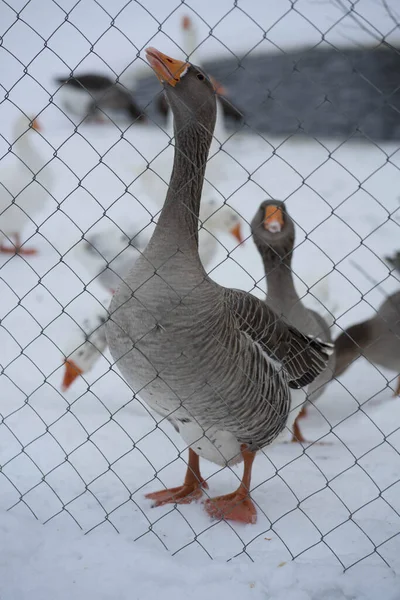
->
<box><xmin>1</xmin><ymin>0</ymin><xmax>400</xmax><ymax>571</ymax></box>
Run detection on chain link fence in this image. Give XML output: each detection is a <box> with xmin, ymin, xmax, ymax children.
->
<box><xmin>1</xmin><ymin>0</ymin><xmax>400</xmax><ymax>571</ymax></box>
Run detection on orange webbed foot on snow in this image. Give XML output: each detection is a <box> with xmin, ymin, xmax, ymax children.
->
<box><xmin>204</xmin><ymin>491</ymin><xmax>257</xmax><ymax>524</ymax></box>
<box><xmin>145</xmin><ymin>448</ymin><xmax>207</xmax><ymax>507</ymax></box>
<box><xmin>145</xmin><ymin>479</ymin><xmax>208</xmax><ymax>507</ymax></box>
<box><xmin>204</xmin><ymin>444</ymin><xmax>257</xmax><ymax>524</ymax></box>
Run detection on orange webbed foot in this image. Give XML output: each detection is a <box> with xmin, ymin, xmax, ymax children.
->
<box><xmin>145</xmin><ymin>479</ymin><xmax>208</xmax><ymax>507</ymax></box>
<box><xmin>0</xmin><ymin>244</ymin><xmax>37</xmax><ymax>256</ymax></box>
<box><xmin>204</xmin><ymin>492</ymin><xmax>257</xmax><ymax>524</ymax></box>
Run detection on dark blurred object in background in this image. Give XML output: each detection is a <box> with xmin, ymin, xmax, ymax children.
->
<box><xmin>135</xmin><ymin>46</ymin><xmax>400</xmax><ymax>140</ymax></box>
<box><xmin>385</xmin><ymin>250</ymin><xmax>400</xmax><ymax>273</ymax></box>
<box><xmin>55</xmin><ymin>74</ymin><xmax>146</xmax><ymax>124</ymax></box>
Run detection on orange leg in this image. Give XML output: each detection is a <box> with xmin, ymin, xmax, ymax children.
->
<box><xmin>393</xmin><ymin>376</ymin><xmax>400</xmax><ymax>397</ymax></box>
<box><xmin>145</xmin><ymin>448</ymin><xmax>208</xmax><ymax>507</ymax></box>
<box><xmin>204</xmin><ymin>445</ymin><xmax>257</xmax><ymax>524</ymax></box>
<box><xmin>297</xmin><ymin>405</ymin><xmax>308</xmax><ymax>419</ymax></box>
<box><xmin>0</xmin><ymin>234</ymin><xmax>37</xmax><ymax>256</ymax></box>
<box><xmin>291</xmin><ymin>414</ymin><xmax>308</xmax><ymax>443</ymax></box>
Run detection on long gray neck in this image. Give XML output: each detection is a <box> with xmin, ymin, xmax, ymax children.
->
<box><xmin>257</xmin><ymin>243</ymin><xmax>299</xmax><ymax>315</ymax></box>
<box><xmin>150</xmin><ymin>121</ymin><xmax>212</xmax><ymax>258</ymax></box>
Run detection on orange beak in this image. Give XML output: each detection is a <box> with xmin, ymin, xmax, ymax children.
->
<box><xmin>62</xmin><ymin>359</ymin><xmax>83</xmax><ymax>391</ymax></box>
<box><xmin>145</xmin><ymin>47</ymin><xmax>189</xmax><ymax>87</ymax></box>
<box><xmin>230</xmin><ymin>222</ymin><xmax>244</xmax><ymax>244</ymax></box>
<box><xmin>182</xmin><ymin>15</ymin><xmax>191</xmax><ymax>30</ymax></box>
<box><xmin>32</xmin><ymin>118</ymin><xmax>41</xmax><ymax>132</ymax></box>
<box><xmin>263</xmin><ymin>205</ymin><xmax>284</xmax><ymax>233</ymax></box>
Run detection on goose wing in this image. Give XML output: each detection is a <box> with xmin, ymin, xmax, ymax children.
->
<box><xmin>223</xmin><ymin>288</ymin><xmax>333</xmax><ymax>389</ymax></box>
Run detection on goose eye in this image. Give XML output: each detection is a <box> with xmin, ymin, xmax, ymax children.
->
<box><xmin>197</xmin><ymin>73</ymin><xmax>205</xmax><ymax>81</ymax></box>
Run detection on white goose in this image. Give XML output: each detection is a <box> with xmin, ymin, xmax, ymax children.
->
<box><xmin>75</xmin><ymin>226</ymin><xmax>150</xmax><ymax>293</ymax></box>
<box><xmin>0</xmin><ymin>114</ymin><xmax>53</xmax><ymax>255</ymax></box>
<box><xmin>62</xmin><ymin>312</ymin><xmax>108</xmax><ymax>391</ymax></box>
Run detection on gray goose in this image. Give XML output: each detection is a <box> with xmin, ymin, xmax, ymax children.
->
<box><xmin>334</xmin><ymin>291</ymin><xmax>400</xmax><ymax>395</ymax></box>
<box><xmin>106</xmin><ymin>48</ymin><xmax>333</xmax><ymax>524</ymax></box>
<box><xmin>251</xmin><ymin>201</ymin><xmax>336</xmax><ymax>443</ymax></box>
<box><xmin>156</xmin><ymin>15</ymin><xmax>243</xmax><ymax>124</ymax></box>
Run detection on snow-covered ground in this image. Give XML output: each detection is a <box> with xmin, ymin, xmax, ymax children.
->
<box><xmin>2</xmin><ymin>509</ymin><xmax>400</xmax><ymax>600</ymax></box>
<box><xmin>1</xmin><ymin>1</ymin><xmax>400</xmax><ymax>598</ymax></box>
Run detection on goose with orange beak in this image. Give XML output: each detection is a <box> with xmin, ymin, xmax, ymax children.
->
<box><xmin>106</xmin><ymin>46</ymin><xmax>332</xmax><ymax>524</ymax></box>
<box><xmin>140</xmin><ymin>36</ymin><xmax>245</xmax><ymax>263</ymax></box>
<box><xmin>251</xmin><ymin>200</ymin><xmax>336</xmax><ymax>443</ymax></box>
<box><xmin>156</xmin><ymin>15</ymin><xmax>243</xmax><ymax>123</ymax></box>
<box><xmin>0</xmin><ymin>114</ymin><xmax>53</xmax><ymax>255</ymax></box>
<box><xmin>61</xmin><ymin>314</ymin><xmax>108</xmax><ymax>391</ymax></box>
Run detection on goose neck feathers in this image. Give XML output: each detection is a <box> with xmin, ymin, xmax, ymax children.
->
<box><xmin>150</xmin><ymin>59</ymin><xmax>216</xmax><ymax>250</ymax></box>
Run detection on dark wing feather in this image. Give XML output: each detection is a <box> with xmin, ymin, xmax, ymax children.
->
<box><xmin>223</xmin><ymin>288</ymin><xmax>333</xmax><ymax>389</ymax></box>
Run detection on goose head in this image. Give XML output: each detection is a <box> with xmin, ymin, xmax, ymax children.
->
<box><xmin>12</xmin><ymin>114</ymin><xmax>41</xmax><ymax>146</ymax></box>
<box><xmin>61</xmin><ymin>317</ymin><xmax>107</xmax><ymax>391</ymax></box>
<box><xmin>251</xmin><ymin>200</ymin><xmax>295</xmax><ymax>265</ymax></box>
<box><xmin>201</xmin><ymin>200</ymin><xmax>244</xmax><ymax>244</ymax></box>
<box><xmin>13</xmin><ymin>114</ymin><xmax>41</xmax><ymax>138</ymax></box>
<box><xmin>146</xmin><ymin>47</ymin><xmax>216</xmax><ymax>136</ymax></box>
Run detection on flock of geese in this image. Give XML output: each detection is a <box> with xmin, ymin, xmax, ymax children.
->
<box><xmin>1</xmin><ymin>19</ymin><xmax>400</xmax><ymax>525</ymax></box>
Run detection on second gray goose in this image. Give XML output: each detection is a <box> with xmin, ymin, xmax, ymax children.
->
<box><xmin>251</xmin><ymin>201</ymin><xmax>336</xmax><ymax>443</ymax></box>
<box><xmin>106</xmin><ymin>48</ymin><xmax>333</xmax><ymax>524</ymax></box>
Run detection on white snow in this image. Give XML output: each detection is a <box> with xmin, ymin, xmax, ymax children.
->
<box><xmin>1</xmin><ymin>508</ymin><xmax>400</xmax><ymax>600</ymax></box>
<box><xmin>1</xmin><ymin>0</ymin><xmax>400</xmax><ymax>598</ymax></box>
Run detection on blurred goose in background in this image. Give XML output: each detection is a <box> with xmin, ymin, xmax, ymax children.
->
<box><xmin>197</xmin><ymin>200</ymin><xmax>244</xmax><ymax>266</ymax></box>
<box><xmin>106</xmin><ymin>47</ymin><xmax>333</xmax><ymax>524</ymax></box>
<box><xmin>76</xmin><ymin>202</ymin><xmax>242</xmax><ymax>295</ymax></box>
<box><xmin>76</xmin><ymin>226</ymin><xmax>150</xmax><ymax>293</ymax></box>
<box><xmin>0</xmin><ymin>114</ymin><xmax>53</xmax><ymax>255</ymax></box>
<box><xmin>334</xmin><ymin>291</ymin><xmax>400</xmax><ymax>395</ymax></box>
<box><xmin>55</xmin><ymin>73</ymin><xmax>146</xmax><ymax>123</ymax></box>
<box><xmin>62</xmin><ymin>312</ymin><xmax>108</xmax><ymax>391</ymax></box>
<box><xmin>156</xmin><ymin>15</ymin><xmax>243</xmax><ymax>124</ymax></box>
<box><xmin>251</xmin><ymin>200</ymin><xmax>336</xmax><ymax>443</ymax></box>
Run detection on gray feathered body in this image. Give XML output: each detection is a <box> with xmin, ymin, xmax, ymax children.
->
<box><xmin>107</xmin><ymin>247</ymin><xmax>294</xmax><ymax>465</ymax></box>
<box><xmin>270</xmin><ymin>286</ymin><xmax>335</xmax><ymax>402</ymax></box>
